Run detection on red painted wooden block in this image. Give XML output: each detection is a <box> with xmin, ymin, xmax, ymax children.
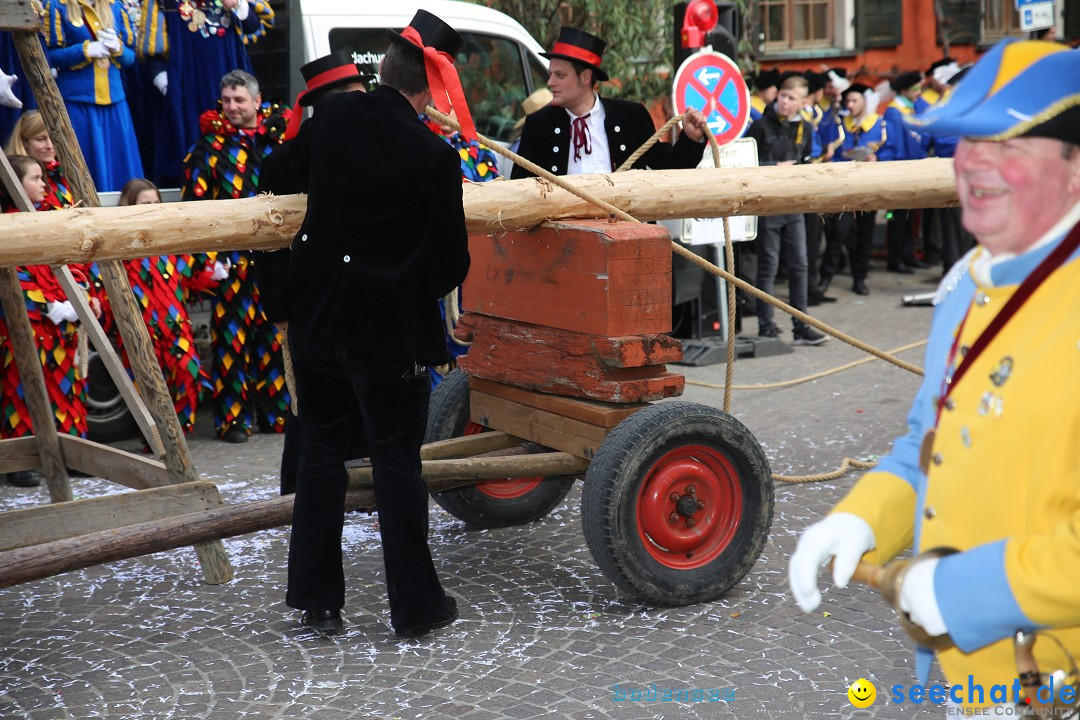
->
<box><xmin>463</xmin><ymin>220</ymin><xmax>672</xmax><ymax>336</ymax></box>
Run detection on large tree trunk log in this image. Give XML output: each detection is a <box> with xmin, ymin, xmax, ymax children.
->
<box><xmin>0</xmin><ymin>159</ymin><xmax>957</xmax><ymax>267</ymax></box>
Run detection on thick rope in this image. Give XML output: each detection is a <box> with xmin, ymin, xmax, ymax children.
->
<box><xmin>425</xmin><ymin>106</ymin><xmax>923</xmax><ymax>378</ymax></box>
<box><xmin>773</xmin><ymin>457</ymin><xmax>877</xmax><ymax>484</ymax></box>
<box><xmin>278</xmin><ymin>324</ymin><xmax>299</xmax><ymax>416</ymax></box>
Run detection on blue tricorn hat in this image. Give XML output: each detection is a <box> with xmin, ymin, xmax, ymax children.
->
<box><xmin>907</xmin><ymin>39</ymin><xmax>1080</xmax><ymax>144</ymax></box>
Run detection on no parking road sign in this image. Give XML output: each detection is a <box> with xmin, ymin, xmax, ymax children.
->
<box><xmin>672</xmin><ymin>50</ymin><xmax>750</xmax><ymax>148</ymax></box>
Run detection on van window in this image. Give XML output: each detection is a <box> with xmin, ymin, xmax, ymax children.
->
<box><xmin>329</xmin><ymin>28</ymin><xmax>534</xmax><ymax>143</ymax></box>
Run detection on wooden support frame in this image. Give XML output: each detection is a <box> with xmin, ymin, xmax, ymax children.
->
<box><xmin>0</xmin><ymin>25</ymin><xmax>232</xmax><ymax>586</ymax></box>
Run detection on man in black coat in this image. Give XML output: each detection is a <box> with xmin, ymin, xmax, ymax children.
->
<box><xmin>510</xmin><ymin>26</ymin><xmax>707</xmax><ymax>179</ymax></box>
<box><xmin>744</xmin><ymin>75</ymin><xmax>827</xmax><ymax>345</ymax></box>
<box><xmin>274</xmin><ymin>11</ymin><xmax>470</xmax><ymax>638</ymax></box>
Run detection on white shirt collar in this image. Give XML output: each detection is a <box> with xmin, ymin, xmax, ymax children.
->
<box><xmin>566</xmin><ymin>94</ymin><xmax>610</xmax><ymax>175</ymax></box>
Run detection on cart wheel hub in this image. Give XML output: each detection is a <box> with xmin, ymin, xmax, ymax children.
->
<box><xmin>675</xmin><ymin>494</ymin><xmax>699</xmax><ymax>518</ymax></box>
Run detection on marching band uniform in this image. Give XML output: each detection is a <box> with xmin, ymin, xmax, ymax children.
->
<box><xmin>41</xmin><ymin>0</ymin><xmax>143</xmax><ymax>191</ymax></box>
<box><xmin>878</xmin><ymin>71</ymin><xmax>930</xmax><ymax>274</ymax></box>
<box><xmin>181</xmin><ymin>99</ymin><xmax>291</xmax><ymax>440</ymax></box>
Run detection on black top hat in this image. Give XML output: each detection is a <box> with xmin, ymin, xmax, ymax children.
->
<box><xmin>804</xmin><ymin>70</ymin><xmax>827</xmax><ymax>93</ymax></box>
<box><xmin>841</xmin><ymin>83</ymin><xmax>872</xmax><ymax>100</ymax></box>
<box><xmin>890</xmin><ymin>71</ymin><xmax>923</xmax><ymax>92</ymax></box>
<box><xmin>753</xmin><ymin>68</ymin><xmax>781</xmax><ymax>90</ymax></box>
<box><xmin>926</xmin><ymin>57</ymin><xmax>954</xmax><ymax>75</ymax></box>
<box><xmin>540</xmin><ymin>26</ymin><xmax>609</xmax><ymax>82</ymax></box>
<box><xmin>297</xmin><ymin>51</ymin><xmax>368</xmax><ymax>107</ymax></box>
<box><xmin>388</xmin><ymin>9</ymin><xmax>464</xmax><ymax>60</ymax></box>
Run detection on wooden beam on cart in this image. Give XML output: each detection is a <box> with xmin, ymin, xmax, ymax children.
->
<box><xmin>0</xmin><ymin>159</ymin><xmax>960</xmax><ymax>267</ymax></box>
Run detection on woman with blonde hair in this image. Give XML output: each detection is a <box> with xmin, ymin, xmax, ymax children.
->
<box><xmin>5</xmin><ymin>110</ymin><xmax>73</xmax><ymax>209</ymax></box>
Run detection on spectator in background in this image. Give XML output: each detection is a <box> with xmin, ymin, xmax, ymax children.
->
<box><xmin>801</xmin><ymin>70</ymin><xmax>838</xmax><ymax>306</ymax></box>
<box><xmin>748</xmin><ymin>68</ymin><xmax>780</xmax><ymax>125</ymax></box>
<box><xmin>182</xmin><ymin>69</ymin><xmax>290</xmax><ymax>443</ymax></box>
<box><xmin>41</xmin><ymin>0</ymin><xmax>143</xmax><ymax>191</ymax></box>
<box><xmin>137</xmin><ymin>0</ymin><xmax>274</xmax><ymax>187</ymax></box>
<box><xmin>112</xmin><ymin>178</ymin><xmax>223</xmax><ymax>434</ymax></box>
<box><xmin>0</xmin><ymin>154</ymin><xmax>94</xmax><ymax>487</ymax></box>
<box><xmin>1</xmin><ymin>33</ymin><xmax>40</xmax><ymax>146</ymax></box>
<box><xmin>5</xmin><ymin>111</ymin><xmax>73</xmax><ymax>209</ymax></box>
<box><xmin>878</xmin><ymin>71</ymin><xmax>931</xmax><ymax>274</ymax></box>
<box><xmin>745</xmin><ymin>75</ymin><xmax>827</xmax><ymax>346</ymax></box>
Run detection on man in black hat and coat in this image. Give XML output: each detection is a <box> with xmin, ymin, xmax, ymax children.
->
<box><xmin>254</xmin><ymin>50</ymin><xmax>370</xmax><ymax>496</ymax></box>
<box><xmin>275</xmin><ymin>10</ymin><xmax>470</xmax><ymax>638</ymax></box>
<box><xmin>510</xmin><ymin>26</ymin><xmax>707</xmax><ymax>179</ymax></box>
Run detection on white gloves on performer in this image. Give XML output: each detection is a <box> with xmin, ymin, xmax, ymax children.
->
<box><xmin>788</xmin><ymin>512</ymin><xmax>876</xmax><ymax>612</ymax></box>
<box><xmin>85</xmin><ymin>41</ymin><xmax>110</xmax><ymax>59</ymax></box>
<box><xmin>898</xmin><ymin>556</ymin><xmax>948</xmax><ymax>637</ymax></box>
<box><xmin>97</xmin><ymin>28</ymin><xmax>122</xmax><ymax>53</ymax></box>
<box><xmin>0</xmin><ymin>68</ymin><xmax>21</xmax><ymax>109</ymax></box>
<box><xmin>46</xmin><ymin>301</ymin><xmax>79</xmax><ymax>325</ymax></box>
<box><xmin>211</xmin><ymin>258</ymin><xmax>232</xmax><ymax>281</ymax></box>
<box><xmin>232</xmin><ymin>0</ymin><xmax>250</xmax><ymax>21</ymax></box>
<box><xmin>153</xmin><ymin>70</ymin><xmax>168</xmax><ymax>96</ymax></box>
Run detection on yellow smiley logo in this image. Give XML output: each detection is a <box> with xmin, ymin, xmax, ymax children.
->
<box><xmin>848</xmin><ymin>678</ymin><xmax>876</xmax><ymax>708</ymax></box>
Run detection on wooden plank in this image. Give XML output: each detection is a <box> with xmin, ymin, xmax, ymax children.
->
<box><xmin>469</xmin><ymin>377</ymin><xmax>644</xmax><ymax>428</ymax></box>
<box><xmin>470</xmin><ymin>390</ymin><xmax>611</xmax><ymax>459</ymax></box>
<box><xmin>0</xmin><ymin>437</ymin><xmax>40</xmax><ymax>473</ymax></box>
<box><xmin>58</xmin><ymin>435</ymin><xmax>171</xmax><ymax>490</ymax></box>
<box><xmin>0</xmin><ymin>481</ymin><xmax>223</xmax><ymax>552</ymax></box>
<box><xmin>0</xmin><ymin>3</ymin><xmax>39</xmax><ymax>32</ymax></box>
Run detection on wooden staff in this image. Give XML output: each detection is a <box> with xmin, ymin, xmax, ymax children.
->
<box><xmin>0</xmin><ymin>159</ymin><xmax>959</xmax><ymax>268</ymax></box>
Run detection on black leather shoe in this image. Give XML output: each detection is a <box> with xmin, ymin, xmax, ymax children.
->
<box><xmin>817</xmin><ymin>275</ymin><xmax>832</xmax><ymax>295</ymax></box>
<box><xmin>395</xmin><ymin>597</ymin><xmax>458</xmax><ymax>639</ymax></box>
<box><xmin>887</xmin><ymin>264</ymin><xmax>915</xmax><ymax>274</ymax></box>
<box><xmin>852</xmin><ymin>280</ymin><xmax>869</xmax><ymax>295</ymax></box>
<box><xmin>300</xmin><ymin>609</ymin><xmax>344</xmax><ymax>635</ymax></box>
<box><xmin>5</xmin><ymin>470</ymin><xmax>41</xmax><ymax>487</ymax></box>
<box><xmin>808</xmin><ymin>290</ymin><xmax>837</xmax><ymax>305</ymax></box>
<box><xmin>221</xmin><ymin>426</ymin><xmax>249</xmax><ymax>444</ymax></box>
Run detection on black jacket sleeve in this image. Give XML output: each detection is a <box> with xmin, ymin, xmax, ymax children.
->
<box><xmin>510</xmin><ymin>112</ymin><xmax>542</xmax><ymax>179</ymax></box>
<box><xmin>423</xmin><ymin>148</ymin><xmax>471</xmax><ymax>299</ymax></box>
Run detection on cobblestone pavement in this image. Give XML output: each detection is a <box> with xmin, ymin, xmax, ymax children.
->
<box><xmin>0</xmin><ymin>268</ymin><xmax>954</xmax><ymax>720</ymax></box>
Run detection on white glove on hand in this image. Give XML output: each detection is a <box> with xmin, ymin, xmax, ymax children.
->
<box><xmin>211</xmin><ymin>259</ymin><xmax>231</xmax><ymax>281</ymax></box>
<box><xmin>98</xmin><ymin>28</ymin><xmax>122</xmax><ymax>53</ymax></box>
<box><xmin>789</xmin><ymin>512</ymin><xmax>876</xmax><ymax>612</ymax></box>
<box><xmin>153</xmin><ymin>70</ymin><xmax>168</xmax><ymax>96</ymax></box>
<box><xmin>0</xmin><ymin>71</ymin><xmax>22</xmax><ymax>109</ymax></box>
<box><xmin>898</xmin><ymin>557</ymin><xmax>948</xmax><ymax>637</ymax></box>
<box><xmin>85</xmin><ymin>41</ymin><xmax>110</xmax><ymax>59</ymax></box>
<box><xmin>232</xmin><ymin>0</ymin><xmax>250</xmax><ymax>21</ymax></box>
<box><xmin>46</xmin><ymin>301</ymin><xmax>79</xmax><ymax>325</ymax></box>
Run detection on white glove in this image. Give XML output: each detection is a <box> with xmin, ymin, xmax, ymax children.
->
<box><xmin>232</xmin><ymin>0</ymin><xmax>250</xmax><ymax>21</ymax></box>
<box><xmin>211</xmin><ymin>259</ymin><xmax>231</xmax><ymax>281</ymax></box>
<box><xmin>898</xmin><ymin>557</ymin><xmax>948</xmax><ymax>637</ymax></box>
<box><xmin>85</xmin><ymin>41</ymin><xmax>110</xmax><ymax>59</ymax></box>
<box><xmin>0</xmin><ymin>70</ymin><xmax>22</xmax><ymax>109</ymax></box>
<box><xmin>50</xmin><ymin>67</ymin><xmax>58</xmax><ymax>79</ymax></box>
<box><xmin>789</xmin><ymin>512</ymin><xmax>876</xmax><ymax>612</ymax></box>
<box><xmin>153</xmin><ymin>70</ymin><xmax>168</xmax><ymax>96</ymax></box>
<box><xmin>46</xmin><ymin>301</ymin><xmax>79</xmax><ymax>325</ymax></box>
<box><xmin>98</xmin><ymin>28</ymin><xmax>122</xmax><ymax>53</ymax></box>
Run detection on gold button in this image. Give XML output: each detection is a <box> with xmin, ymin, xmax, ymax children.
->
<box><xmin>933</xmin><ymin>453</ymin><xmax>944</xmax><ymax>465</ymax></box>
<box><xmin>945</xmin><ymin>398</ymin><xmax>957</xmax><ymax>411</ymax></box>
<box><xmin>925</xmin><ymin>506</ymin><xmax>936</xmax><ymax>519</ymax></box>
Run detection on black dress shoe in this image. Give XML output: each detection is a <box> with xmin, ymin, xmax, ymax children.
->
<box><xmin>395</xmin><ymin>597</ymin><xmax>458</xmax><ymax>639</ymax></box>
<box><xmin>887</xmin><ymin>264</ymin><xmax>915</xmax><ymax>274</ymax></box>
<box><xmin>852</xmin><ymin>279</ymin><xmax>869</xmax><ymax>295</ymax></box>
<box><xmin>817</xmin><ymin>275</ymin><xmax>832</xmax><ymax>295</ymax></box>
<box><xmin>906</xmin><ymin>259</ymin><xmax>932</xmax><ymax>269</ymax></box>
<box><xmin>300</xmin><ymin>609</ymin><xmax>344</xmax><ymax>635</ymax></box>
<box><xmin>808</xmin><ymin>289</ymin><xmax>837</xmax><ymax>305</ymax></box>
<box><xmin>221</xmin><ymin>426</ymin><xmax>249</xmax><ymax>444</ymax></box>
<box><xmin>4</xmin><ymin>470</ymin><xmax>41</xmax><ymax>487</ymax></box>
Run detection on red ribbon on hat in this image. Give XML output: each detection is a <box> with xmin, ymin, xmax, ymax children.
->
<box><xmin>550</xmin><ymin>42</ymin><xmax>602</xmax><ymax>69</ymax></box>
<box><xmin>283</xmin><ymin>65</ymin><xmax>360</xmax><ymax>140</ymax></box>
<box><xmin>400</xmin><ymin>26</ymin><xmax>477</xmax><ymax>142</ymax></box>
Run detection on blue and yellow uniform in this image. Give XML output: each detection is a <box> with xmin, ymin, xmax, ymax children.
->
<box><xmin>41</xmin><ymin>0</ymin><xmax>143</xmax><ymax>190</ymax></box>
<box><xmin>834</xmin><ymin>111</ymin><xmax>885</xmax><ymax>162</ymax></box>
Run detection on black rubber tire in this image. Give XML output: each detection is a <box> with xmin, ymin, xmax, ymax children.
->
<box><xmin>85</xmin><ymin>349</ymin><xmax>140</xmax><ymax>442</ymax></box>
<box><xmin>425</xmin><ymin>370</ymin><xmax>576</xmax><ymax>529</ymax></box>
<box><xmin>581</xmin><ymin>401</ymin><xmax>773</xmax><ymax>606</ymax></box>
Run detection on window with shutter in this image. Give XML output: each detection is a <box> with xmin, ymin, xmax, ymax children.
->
<box><xmin>937</xmin><ymin>0</ymin><xmax>980</xmax><ymax>45</ymax></box>
<box><xmin>856</xmin><ymin>0</ymin><xmax>903</xmax><ymax>47</ymax></box>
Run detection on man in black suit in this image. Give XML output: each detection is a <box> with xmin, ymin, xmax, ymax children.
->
<box><xmin>510</xmin><ymin>26</ymin><xmax>708</xmax><ymax>179</ymax></box>
<box><xmin>274</xmin><ymin>11</ymin><xmax>470</xmax><ymax>638</ymax></box>
<box><xmin>255</xmin><ymin>50</ymin><xmax>369</xmax><ymax>496</ymax></box>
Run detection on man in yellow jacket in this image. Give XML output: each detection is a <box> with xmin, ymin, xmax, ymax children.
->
<box><xmin>789</xmin><ymin>38</ymin><xmax>1080</xmax><ymax>708</ymax></box>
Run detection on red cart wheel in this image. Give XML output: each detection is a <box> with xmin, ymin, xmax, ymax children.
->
<box><xmin>582</xmin><ymin>402</ymin><xmax>773</xmax><ymax>606</ymax></box>
<box><xmin>426</xmin><ymin>370</ymin><xmax>576</xmax><ymax>528</ymax></box>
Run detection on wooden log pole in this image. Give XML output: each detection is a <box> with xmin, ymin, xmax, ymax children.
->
<box><xmin>0</xmin><ymin>452</ymin><xmax>587</xmax><ymax>589</ymax></box>
<box><xmin>0</xmin><ymin>159</ymin><xmax>959</xmax><ymax>268</ymax></box>
<box><xmin>12</xmin><ymin>31</ymin><xmax>233</xmax><ymax>585</ymax></box>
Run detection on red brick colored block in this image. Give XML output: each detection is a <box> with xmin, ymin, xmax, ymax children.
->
<box><xmin>464</xmin><ymin>220</ymin><xmax>672</xmax><ymax>336</ymax></box>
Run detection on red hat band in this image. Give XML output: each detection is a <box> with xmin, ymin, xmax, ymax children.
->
<box><xmin>400</xmin><ymin>25</ymin><xmax>478</xmax><ymax>142</ymax></box>
<box><xmin>284</xmin><ymin>65</ymin><xmax>363</xmax><ymax>140</ymax></box>
<box><xmin>550</xmin><ymin>42</ymin><xmax>602</xmax><ymax>69</ymax></box>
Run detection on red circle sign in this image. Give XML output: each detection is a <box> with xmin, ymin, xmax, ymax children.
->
<box><xmin>672</xmin><ymin>50</ymin><xmax>750</xmax><ymax>147</ymax></box>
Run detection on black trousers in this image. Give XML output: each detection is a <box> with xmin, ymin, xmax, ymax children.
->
<box><xmin>939</xmin><ymin>206</ymin><xmax>974</xmax><ymax>272</ymax></box>
<box><xmin>285</xmin><ymin>324</ymin><xmax>449</xmax><ymax>632</ymax></box>
<box><xmin>804</xmin><ymin>212</ymin><xmax>823</xmax><ymax>291</ymax></box>
<box><xmin>886</xmin><ymin>209</ymin><xmax>916</xmax><ymax>269</ymax></box>
<box><xmin>822</xmin><ymin>211</ymin><xmax>876</xmax><ymax>283</ymax></box>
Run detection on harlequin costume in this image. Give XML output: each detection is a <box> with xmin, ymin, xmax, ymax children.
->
<box><xmin>832</xmin><ymin>40</ymin><xmax>1080</xmax><ymax>703</ymax></box>
<box><xmin>137</xmin><ymin>0</ymin><xmax>274</xmax><ymax>186</ymax></box>
<box><xmin>182</xmin><ymin>100</ymin><xmax>291</xmax><ymax>439</ymax></box>
<box><xmin>0</xmin><ymin>213</ymin><xmax>89</xmax><ymax>440</ymax></box>
<box><xmin>41</xmin><ymin>160</ymin><xmax>74</xmax><ymax>210</ymax></box>
<box><xmin>41</xmin><ymin>0</ymin><xmax>144</xmax><ymax>191</ymax></box>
